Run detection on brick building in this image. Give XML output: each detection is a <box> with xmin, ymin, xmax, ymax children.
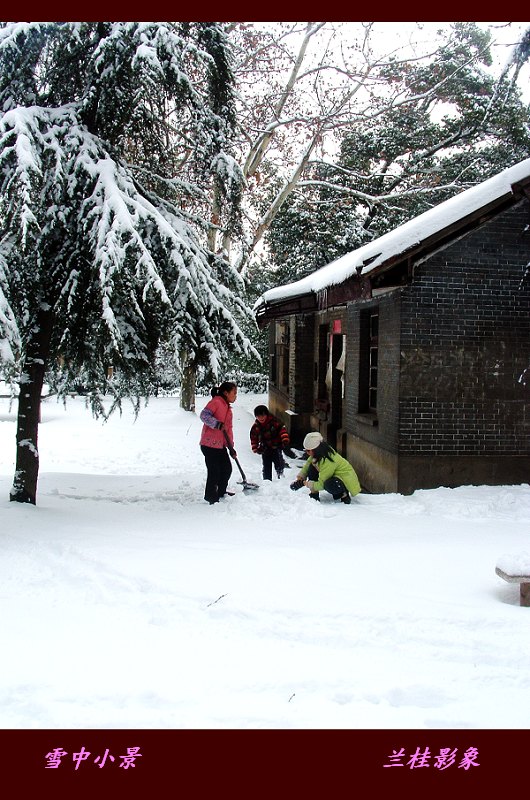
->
<box><xmin>255</xmin><ymin>159</ymin><xmax>530</xmax><ymax>494</ymax></box>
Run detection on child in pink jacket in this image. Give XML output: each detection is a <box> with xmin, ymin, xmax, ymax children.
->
<box><xmin>199</xmin><ymin>381</ymin><xmax>237</xmax><ymax>504</ymax></box>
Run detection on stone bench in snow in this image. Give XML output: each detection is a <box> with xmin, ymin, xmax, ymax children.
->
<box><xmin>495</xmin><ymin>553</ymin><xmax>530</xmax><ymax>607</ymax></box>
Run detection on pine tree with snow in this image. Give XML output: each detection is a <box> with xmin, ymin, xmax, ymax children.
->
<box><xmin>0</xmin><ymin>21</ymin><xmax>255</xmax><ymax>504</ymax></box>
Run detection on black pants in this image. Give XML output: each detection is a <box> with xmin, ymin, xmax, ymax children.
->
<box><xmin>262</xmin><ymin>448</ymin><xmax>285</xmax><ymax>480</ymax></box>
<box><xmin>201</xmin><ymin>445</ymin><xmax>232</xmax><ymax>503</ymax></box>
<box><xmin>306</xmin><ymin>464</ymin><xmax>347</xmax><ymax>499</ymax></box>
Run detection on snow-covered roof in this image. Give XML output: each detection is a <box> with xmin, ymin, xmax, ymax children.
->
<box><xmin>256</xmin><ymin>157</ymin><xmax>530</xmax><ymax>309</ymax></box>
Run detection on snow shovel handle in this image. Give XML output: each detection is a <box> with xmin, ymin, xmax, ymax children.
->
<box><xmin>221</xmin><ymin>427</ymin><xmax>247</xmax><ymax>481</ymax></box>
<box><xmin>220</xmin><ymin>425</ymin><xmax>234</xmax><ymax>452</ymax></box>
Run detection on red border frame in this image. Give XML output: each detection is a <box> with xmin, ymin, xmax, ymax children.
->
<box><xmin>2</xmin><ymin>11</ymin><xmax>528</xmax><ymax>797</ymax></box>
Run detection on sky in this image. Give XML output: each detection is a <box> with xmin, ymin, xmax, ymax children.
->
<box><xmin>1</xmin><ymin>388</ymin><xmax>530</xmax><ymax>730</ymax></box>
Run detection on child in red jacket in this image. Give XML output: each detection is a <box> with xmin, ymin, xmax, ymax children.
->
<box><xmin>250</xmin><ymin>405</ymin><xmax>293</xmax><ymax>480</ymax></box>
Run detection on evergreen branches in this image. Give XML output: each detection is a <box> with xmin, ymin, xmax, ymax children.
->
<box><xmin>0</xmin><ymin>21</ymin><xmax>252</xmax><ymax>402</ymax></box>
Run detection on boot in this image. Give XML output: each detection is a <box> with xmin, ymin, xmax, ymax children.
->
<box><xmin>309</xmin><ymin>492</ymin><xmax>320</xmax><ymax>501</ymax></box>
<box><xmin>340</xmin><ymin>492</ymin><xmax>351</xmax><ymax>504</ymax></box>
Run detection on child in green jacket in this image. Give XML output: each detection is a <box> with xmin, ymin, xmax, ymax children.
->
<box><xmin>290</xmin><ymin>431</ymin><xmax>360</xmax><ymax>503</ymax></box>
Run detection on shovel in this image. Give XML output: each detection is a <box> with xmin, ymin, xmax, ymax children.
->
<box><xmin>222</xmin><ymin>428</ymin><xmax>259</xmax><ymax>491</ymax></box>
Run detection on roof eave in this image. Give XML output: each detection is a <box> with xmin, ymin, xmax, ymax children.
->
<box><xmin>256</xmin><ymin>181</ymin><xmax>525</xmax><ymax>323</ymax></box>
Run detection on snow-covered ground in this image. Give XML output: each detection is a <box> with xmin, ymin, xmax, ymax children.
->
<box><xmin>1</xmin><ymin>390</ymin><xmax>530</xmax><ymax>729</ymax></box>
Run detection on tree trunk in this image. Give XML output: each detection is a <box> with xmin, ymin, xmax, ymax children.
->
<box><xmin>10</xmin><ymin>306</ymin><xmax>54</xmax><ymax>505</ymax></box>
<box><xmin>179</xmin><ymin>351</ymin><xmax>197</xmax><ymax>412</ymax></box>
<box><xmin>247</xmin><ymin>132</ymin><xmax>321</xmax><ymax>266</ymax></box>
<box><xmin>243</xmin><ymin>22</ymin><xmax>324</xmax><ymax>180</ymax></box>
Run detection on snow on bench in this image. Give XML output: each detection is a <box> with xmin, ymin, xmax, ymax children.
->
<box><xmin>495</xmin><ymin>552</ymin><xmax>530</xmax><ymax>607</ymax></box>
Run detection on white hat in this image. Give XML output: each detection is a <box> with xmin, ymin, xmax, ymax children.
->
<box><xmin>303</xmin><ymin>431</ymin><xmax>323</xmax><ymax>450</ymax></box>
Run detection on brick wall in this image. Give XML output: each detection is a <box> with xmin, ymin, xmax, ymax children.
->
<box><xmin>291</xmin><ymin>314</ymin><xmax>314</xmax><ymax>410</ymax></box>
<box><xmin>268</xmin><ymin>314</ymin><xmax>315</xmax><ymax>446</ymax></box>
<box><xmin>399</xmin><ymin>198</ymin><xmax>530</xmax><ymax>458</ymax></box>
